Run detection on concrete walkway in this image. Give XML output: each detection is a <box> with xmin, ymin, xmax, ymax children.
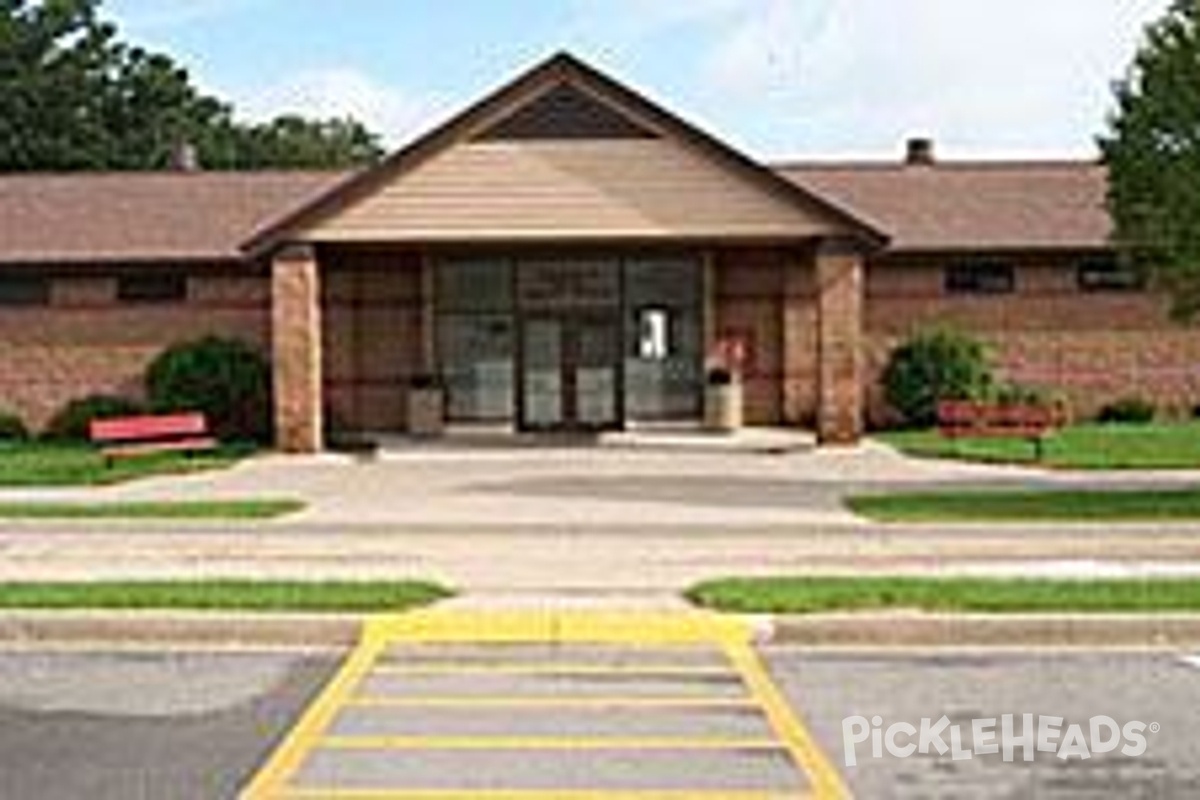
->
<box><xmin>1</xmin><ymin>434</ymin><xmax>1166</xmax><ymax>528</ymax></box>
<box><xmin>4</xmin><ymin>522</ymin><xmax>1200</xmax><ymax>603</ymax></box>
<box><xmin>2</xmin><ymin>435</ymin><xmax>1200</xmax><ymax>600</ymax></box>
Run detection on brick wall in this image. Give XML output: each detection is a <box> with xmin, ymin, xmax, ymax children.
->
<box><xmin>864</xmin><ymin>254</ymin><xmax>1200</xmax><ymax>424</ymax></box>
<box><xmin>0</xmin><ymin>270</ymin><xmax>268</xmax><ymax>432</ymax></box>
<box><xmin>714</xmin><ymin>247</ymin><xmax>820</xmax><ymax>426</ymax></box>
<box><xmin>321</xmin><ymin>249</ymin><xmax>425</xmax><ymax>433</ymax></box>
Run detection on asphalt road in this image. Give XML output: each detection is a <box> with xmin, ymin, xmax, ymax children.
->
<box><xmin>0</xmin><ymin>649</ymin><xmax>339</xmax><ymax>800</ymax></box>
<box><xmin>3</xmin><ymin>647</ymin><xmax>1200</xmax><ymax>798</ymax></box>
<box><xmin>767</xmin><ymin>649</ymin><xmax>1200</xmax><ymax>799</ymax></box>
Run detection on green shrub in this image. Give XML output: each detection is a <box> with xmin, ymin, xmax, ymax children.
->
<box><xmin>882</xmin><ymin>329</ymin><xmax>993</xmax><ymax>428</ymax></box>
<box><xmin>992</xmin><ymin>383</ymin><xmax>1062</xmax><ymax>407</ymax></box>
<box><xmin>43</xmin><ymin>395</ymin><xmax>144</xmax><ymax>442</ymax></box>
<box><xmin>0</xmin><ymin>411</ymin><xmax>29</xmax><ymax>442</ymax></box>
<box><xmin>1098</xmin><ymin>397</ymin><xmax>1156</xmax><ymax>425</ymax></box>
<box><xmin>145</xmin><ymin>337</ymin><xmax>272</xmax><ymax>443</ymax></box>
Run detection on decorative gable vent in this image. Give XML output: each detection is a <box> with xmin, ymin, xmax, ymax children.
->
<box><xmin>476</xmin><ymin>84</ymin><xmax>658</xmax><ymax>141</ymax></box>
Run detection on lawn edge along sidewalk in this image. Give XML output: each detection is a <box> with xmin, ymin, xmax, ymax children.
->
<box><xmin>847</xmin><ymin>488</ymin><xmax>1200</xmax><ymax>523</ymax></box>
<box><xmin>0</xmin><ymin>499</ymin><xmax>305</xmax><ymax>520</ymax></box>
<box><xmin>5</xmin><ymin>610</ymin><xmax>1200</xmax><ymax>650</ymax></box>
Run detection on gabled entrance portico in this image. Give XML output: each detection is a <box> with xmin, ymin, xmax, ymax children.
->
<box><xmin>256</xmin><ymin>53</ymin><xmax>883</xmax><ymax>453</ymax></box>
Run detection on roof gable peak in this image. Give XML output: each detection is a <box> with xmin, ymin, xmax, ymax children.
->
<box><xmin>244</xmin><ymin>51</ymin><xmax>885</xmax><ymax>253</ymax></box>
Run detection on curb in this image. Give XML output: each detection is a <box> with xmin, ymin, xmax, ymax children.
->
<box><xmin>3</xmin><ymin>610</ymin><xmax>1200</xmax><ymax>649</ymax></box>
<box><xmin>0</xmin><ymin>611</ymin><xmax>362</xmax><ymax>649</ymax></box>
<box><xmin>768</xmin><ymin>612</ymin><xmax>1200</xmax><ymax>648</ymax></box>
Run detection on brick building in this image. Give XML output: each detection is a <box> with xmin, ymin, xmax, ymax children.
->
<box><xmin>0</xmin><ymin>54</ymin><xmax>1196</xmax><ymax>452</ymax></box>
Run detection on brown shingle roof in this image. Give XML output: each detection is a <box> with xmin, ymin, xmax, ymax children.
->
<box><xmin>775</xmin><ymin>161</ymin><xmax>1112</xmax><ymax>253</ymax></box>
<box><xmin>0</xmin><ymin>159</ymin><xmax>1113</xmax><ymax>265</ymax></box>
<box><xmin>0</xmin><ymin>171</ymin><xmax>345</xmax><ymax>265</ymax></box>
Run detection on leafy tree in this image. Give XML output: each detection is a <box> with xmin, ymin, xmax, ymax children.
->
<box><xmin>1100</xmin><ymin>0</ymin><xmax>1200</xmax><ymax>318</ymax></box>
<box><xmin>210</xmin><ymin>115</ymin><xmax>383</xmax><ymax>171</ymax></box>
<box><xmin>0</xmin><ymin>0</ymin><xmax>382</xmax><ymax>171</ymax></box>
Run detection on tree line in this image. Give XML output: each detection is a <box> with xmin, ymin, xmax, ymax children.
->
<box><xmin>0</xmin><ymin>0</ymin><xmax>383</xmax><ymax>171</ymax></box>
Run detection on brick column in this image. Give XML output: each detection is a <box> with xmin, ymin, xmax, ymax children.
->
<box><xmin>272</xmin><ymin>244</ymin><xmax>324</xmax><ymax>453</ymax></box>
<box><xmin>815</xmin><ymin>239</ymin><xmax>864</xmax><ymax>446</ymax></box>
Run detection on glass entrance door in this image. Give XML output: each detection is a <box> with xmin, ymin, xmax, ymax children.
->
<box><xmin>519</xmin><ymin>315</ymin><xmax>620</xmax><ymax>432</ymax></box>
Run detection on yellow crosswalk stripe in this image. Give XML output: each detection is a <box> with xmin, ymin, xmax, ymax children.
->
<box><xmin>344</xmin><ymin>695</ymin><xmax>759</xmax><ymax>710</ymax></box>
<box><xmin>317</xmin><ymin>735</ymin><xmax>786</xmax><ymax>751</ymax></box>
<box><xmin>276</xmin><ymin>790</ymin><xmax>811</xmax><ymax>800</ymax></box>
<box><xmin>719</xmin><ymin>636</ymin><xmax>851</xmax><ymax>800</ymax></box>
<box><xmin>242</xmin><ymin>610</ymin><xmax>850</xmax><ymax>799</ymax></box>
<box><xmin>368</xmin><ymin>662</ymin><xmax>736</xmax><ymax>677</ymax></box>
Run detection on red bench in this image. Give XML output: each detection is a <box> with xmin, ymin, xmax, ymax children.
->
<box><xmin>937</xmin><ymin>401</ymin><xmax>1064</xmax><ymax>460</ymax></box>
<box><xmin>89</xmin><ymin>413</ymin><xmax>218</xmax><ymax>465</ymax></box>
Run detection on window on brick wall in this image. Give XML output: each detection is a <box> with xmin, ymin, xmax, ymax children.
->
<box><xmin>0</xmin><ymin>274</ymin><xmax>50</xmax><ymax>306</ymax></box>
<box><xmin>117</xmin><ymin>273</ymin><xmax>187</xmax><ymax>304</ymax></box>
<box><xmin>1077</xmin><ymin>256</ymin><xmax>1145</xmax><ymax>293</ymax></box>
<box><xmin>944</xmin><ymin>261</ymin><xmax>1016</xmax><ymax>295</ymax></box>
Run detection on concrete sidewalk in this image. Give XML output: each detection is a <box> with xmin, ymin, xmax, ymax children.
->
<box><xmin>3</xmin><ymin>437</ymin><xmax>1195</xmax><ymax>529</ymax></box>
<box><xmin>4</xmin><ymin>522</ymin><xmax>1200</xmax><ymax>597</ymax></box>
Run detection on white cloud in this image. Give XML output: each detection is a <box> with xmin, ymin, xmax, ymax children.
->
<box><xmin>749</xmin><ymin>0</ymin><xmax>1170</xmax><ymax>158</ymax></box>
<box><xmin>227</xmin><ymin>68</ymin><xmax>448</xmax><ymax>146</ymax></box>
<box><xmin>571</xmin><ymin>0</ymin><xmax>1171</xmax><ymax>158</ymax></box>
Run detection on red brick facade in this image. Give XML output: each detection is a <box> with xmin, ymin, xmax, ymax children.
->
<box><xmin>321</xmin><ymin>249</ymin><xmax>425</xmax><ymax>433</ymax></box>
<box><xmin>864</xmin><ymin>253</ymin><xmax>1200</xmax><ymax>425</ymax></box>
<box><xmin>0</xmin><ymin>270</ymin><xmax>268</xmax><ymax>432</ymax></box>
<box><xmin>2</xmin><ymin>250</ymin><xmax>1197</xmax><ymax>445</ymax></box>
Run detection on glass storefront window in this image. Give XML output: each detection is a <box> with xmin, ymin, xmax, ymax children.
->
<box><xmin>436</xmin><ymin>254</ymin><xmax>703</xmax><ymax>426</ymax></box>
<box><xmin>624</xmin><ymin>257</ymin><xmax>703</xmax><ymax>421</ymax></box>
<box><xmin>436</xmin><ymin>258</ymin><xmax>513</xmax><ymax>313</ymax></box>
<box><xmin>436</xmin><ymin>259</ymin><xmax>515</xmax><ymax>421</ymax></box>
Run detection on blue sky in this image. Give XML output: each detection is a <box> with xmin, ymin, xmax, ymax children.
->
<box><xmin>106</xmin><ymin>0</ymin><xmax>1169</xmax><ymax>161</ymax></box>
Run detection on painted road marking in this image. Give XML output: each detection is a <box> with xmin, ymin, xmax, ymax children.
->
<box><xmin>276</xmin><ymin>791</ymin><xmax>810</xmax><ymax>799</ymax></box>
<box><xmin>370</xmin><ymin>663</ymin><xmax>737</xmax><ymax>677</ymax></box>
<box><xmin>343</xmin><ymin>695</ymin><xmax>761</xmax><ymax>709</ymax></box>
<box><xmin>243</xmin><ymin>611</ymin><xmax>850</xmax><ymax>799</ymax></box>
<box><xmin>317</xmin><ymin>735</ymin><xmax>786</xmax><ymax>751</ymax></box>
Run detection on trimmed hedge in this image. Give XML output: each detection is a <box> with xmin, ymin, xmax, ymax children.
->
<box><xmin>1098</xmin><ymin>397</ymin><xmax>1157</xmax><ymax>425</ymax></box>
<box><xmin>146</xmin><ymin>337</ymin><xmax>272</xmax><ymax>443</ymax></box>
<box><xmin>882</xmin><ymin>329</ymin><xmax>993</xmax><ymax>428</ymax></box>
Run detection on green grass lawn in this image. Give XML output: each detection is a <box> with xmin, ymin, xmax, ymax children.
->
<box><xmin>0</xmin><ymin>580</ymin><xmax>452</xmax><ymax>612</ymax></box>
<box><xmin>847</xmin><ymin>488</ymin><xmax>1200</xmax><ymax>522</ymax></box>
<box><xmin>0</xmin><ymin>442</ymin><xmax>252</xmax><ymax>487</ymax></box>
<box><xmin>878</xmin><ymin>422</ymin><xmax>1200</xmax><ymax>470</ymax></box>
<box><xmin>688</xmin><ymin>577</ymin><xmax>1200</xmax><ymax>614</ymax></box>
<box><xmin>0</xmin><ymin>499</ymin><xmax>304</xmax><ymax>520</ymax></box>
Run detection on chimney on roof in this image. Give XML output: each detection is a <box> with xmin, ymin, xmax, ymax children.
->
<box><xmin>905</xmin><ymin>137</ymin><xmax>936</xmax><ymax>166</ymax></box>
<box><xmin>170</xmin><ymin>141</ymin><xmax>200</xmax><ymax>172</ymax></box>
